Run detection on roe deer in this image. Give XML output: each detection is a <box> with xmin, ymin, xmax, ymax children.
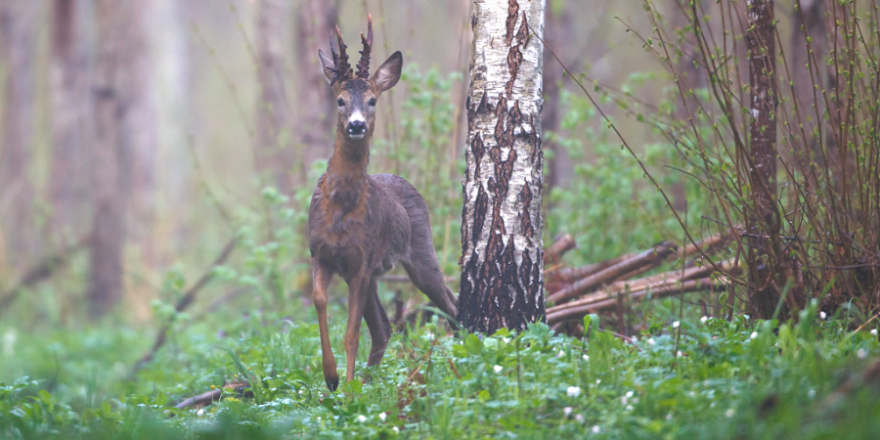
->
<box><xmin>308</xmin><ymin>15</ymin><xmax>458</xmax><ymax>391</ymax></box>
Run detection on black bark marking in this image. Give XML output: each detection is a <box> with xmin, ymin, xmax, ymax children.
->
<box><xmin>505</xmin><ymin>0</ymin><xmax>519</xmax><ymax>46</ymax></box>
<box><xmin>520</xmin><ymin>183</ymin><xmax>533</xmax><ymax>238</ymax></box>
<box><xmin>472</xmin><ymin>184</ymin><xmax>489</xmax><ymax>246</ymax></box>
<box><xmin>473</xmin><ymin>133</ymin><xmax>485</xmax><ymax>179</ymax></box>
<box><xmin>505</xmin><ymin>12</ymin><xmax>530</xmax><ymax>97</ymax></box>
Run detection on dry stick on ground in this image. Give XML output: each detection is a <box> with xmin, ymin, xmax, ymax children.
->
<box><xmin>0</xmin><ymin>237</ymin><xmax>89</xmax><ymax>315</ymax></box>
<box><xmin>546</xmin><ymin>260</ymin><xmax>736</xmax><ymax>317</ymax></box>
<box><xmin>547</xmin><ymin>278</ymin><xmax>727</xmax><ymax>326</ymax></box>
<box><xmin>546</xmin><ymin>242</ymin><xmax>678</xmax><ymax>304</ymax></box>
<box><xmin>173</xmin><ymin>382</ymin><xmax>250</xmax><ymax>411</ymax></box>
<box><xmin>131</xmin><ymin>237</ymin><xmax>237</xmax><ymax>375</ymax></box>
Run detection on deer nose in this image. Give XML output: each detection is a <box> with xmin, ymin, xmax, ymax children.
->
<box><xmin>347</xmin><ymin>120</ymin><xmax>367</xmax><ymax>137</ymax></box>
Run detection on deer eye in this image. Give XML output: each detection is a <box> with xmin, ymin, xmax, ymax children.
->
<box><xmin>337</xmin><ymin>98</ymin><xmax>345</xmax><ymax>107</ymax></box>
<box><xmin>368</xmin><ymin>98</ymin><xmax>377</xmax><ymax>107</ymax></box>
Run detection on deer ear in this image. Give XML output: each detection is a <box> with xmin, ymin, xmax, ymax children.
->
<box><xmin>318</xmin><ymin>49</ymin><xmax>336</xmax><ymax>85</ymax></box>
<box><xmin>373</xmin><ymin>51</ymin><xmax>402</xmax><ymax>93</ymax></box>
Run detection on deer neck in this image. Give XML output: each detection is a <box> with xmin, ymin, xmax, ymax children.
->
<box><xmin>325</xmin><ymin>131</ymin><xmax>371</xmax><ymax>212</ymax></box>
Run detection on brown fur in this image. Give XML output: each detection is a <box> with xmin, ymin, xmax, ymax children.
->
<box><xmin>309</xmin><ymin>30</ymin><xmax>457</xmax><ymax>391</ymax></box>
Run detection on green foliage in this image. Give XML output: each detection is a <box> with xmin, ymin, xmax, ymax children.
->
<box><xmin>2</xmin><ymin>301</ymin><xmax>880</xmax><ymax>438</ymax></box>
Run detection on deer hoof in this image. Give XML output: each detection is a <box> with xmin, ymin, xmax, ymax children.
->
<box><xmin>325</xmin><ymin>375</ymin><xmax>339</xmax><ymax>392</ymax></box>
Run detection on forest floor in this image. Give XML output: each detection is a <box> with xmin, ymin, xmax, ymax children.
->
<box><xmin>2</xmin><ymin>297</ymin><xmax>880</xmax><ymax>439</ymax></box>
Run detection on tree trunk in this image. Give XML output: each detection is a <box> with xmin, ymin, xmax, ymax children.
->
<box><xmin>790</xmin><ymin>0</ymin><xmax>826</xmax><ymax>168</ymax></box>
<box><xmin>295</xmin><ymin>0</ymin><xmax>337</xmax><ymax>183</ymax></box>
<box><xmin>50</xmin><ymin>0</ymin><xmax>93</xmax><ymax>241</ymax></box>
<box><xmin>123</xmin><ymin>1</ymin><xmax>158</xmax><ymax>263</ymax></box>
<box><xmin>745</xmin><ymin>0</ymin><xmax>783</xmax><ymax>319</ymax></box>
<box><xmin>88</xmin><ymin>0</ymin><xmax>133</xmax><ymax>317</ymax></box>
<box><xmin>670</xmin><ymin>0</ymin><xmax>704</xmax><ymax>212</ymax></box>
<box><xmin>458</xmin><ymin>0</ymin><xmax>546</xmax><ymax>334</ymax></box>
<box><xmin>256</xmin><ymin>0</ymin><xmax>294</xmax><ymax>192</ymax></box>
<box><xmin>541</xmin><ymin>0</ymin><xmax>572</xmax><ymax>192</ymax></box>
<box><xmin>0</xmin><ymin>1</ymin><xmax>38</xmax><ymax>265</ymax></box>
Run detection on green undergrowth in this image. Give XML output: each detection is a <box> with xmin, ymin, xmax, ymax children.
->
<box><xmin>2</xmin><ymin>299</ymin><xmax>880</xmax><ymax>439</ymax></box>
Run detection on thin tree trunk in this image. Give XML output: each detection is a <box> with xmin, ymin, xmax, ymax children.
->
<box><xmin>790</xmin><ymin>0</ymin><xmax>826</xmax><ymax>169</ymax></box>
<box><xmin>670</xmin><ymin>0</ymin><xmax>704</xmax><ymax>211</ymax></box>
<box><xmin>295</xmin><ymin>0</ymin><xmax>337</xmax><ymax>183</ymax></box>
<box><xmin>50</xmin><ymin>0</ymin><xmax>93</xmax><ymax>241</ymax></box>
<box><xmin>88</xmin><ymin>0</ymin><xmax>132</xmax><ymax>317</ymax></box>
<box><xmin>256</xmin><ymin>0</ymin><xmax>294</xmax><ymax>192</ymax></box>
<box><xmin>458</xmin><ymin>0</ymin><xmax>546</xmax><ymax>334</ymax></box>
<box><xmin>124</xmin><ymin>1</ymin><xmax>158</xmax><ymax>264</ymax></box>
<box><xmin>745</xmin><ymin>0</ymin><xmax>783</xmax><ymax>319</ymax></box>
<box><xmin>541</xmin><ymin>0</ymin><xmax>572</xmax><ymax>192</ymax></box>
<box><xmin>0</xmin><ymin>1</ymin><xmax>38</xmax><ymax>265</ymax></box>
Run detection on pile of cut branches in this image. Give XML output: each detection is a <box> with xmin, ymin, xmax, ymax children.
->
<box><xmin>544</xmin><ymin>231</ymin><xmax>738</xmax><ymax>327</ymax></box>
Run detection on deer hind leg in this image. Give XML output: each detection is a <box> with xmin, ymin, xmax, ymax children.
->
<box><xmin>401</xmin><ymin>257</ymin><xmax>458</xmax><ymax>321</ymax></box>
<box><xmin>343</xmin><ymin>270</ymin><xmax>370</xmax><ymax>384</ymax></box>
<box><xmin>363</xmin><ymin>276</ymin><xmax>391</xmax><ymax>367</ymax></box>
<box><xmin>312</xmin><ymin>261</ymin><xmax>338</xmax><ymax>391</ymax></box>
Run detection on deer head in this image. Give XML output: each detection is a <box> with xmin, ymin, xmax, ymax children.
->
<box><xmin>318</xmin><ymin>15</ymin><xmax>402</xmax><ymax>141</ymax></box>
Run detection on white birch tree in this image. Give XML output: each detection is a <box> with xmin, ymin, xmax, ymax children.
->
<box><xmin>458</xmin><ymin>0</ymin><xmax>545</xmax><ymax>333</ymax></box>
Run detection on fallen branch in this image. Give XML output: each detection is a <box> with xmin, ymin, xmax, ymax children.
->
<box><xmin>132</xmin><ymin>237</ymin><xmax>237</xmax><ymax>375</ymax></box>
<box><xmin>546</xmin><ymin>242</ymin><xmax>678</xmax><ymax>304</ymax></box>
<box><xmin>547</xmin><ymin>262</ymin><xmax>734</xmax><ymax>317</ymax></box>
<box><xmin>173</xmin><ymin>381</ymin><xmax>250</xmax><ymax>411</ymax></box>
<box><xmin>0</xmin><ymin>237</ymin><xmax>88</xmax><ymax>316</ymax></box>
<box><xmin>547</xmin><ymin>278</ymin><xmax>727</xmax><ymax>326</ymax></box>
<box><xmin>544</xmin><ymin>234</ymin><xmax>576</xmax><ymax>263</ymax></box>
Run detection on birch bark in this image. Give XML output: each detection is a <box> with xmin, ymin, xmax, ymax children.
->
<box><xmin>459</xmin><ymin>0</ymin><xmax>545</xmax><ymax>333</ymax></box>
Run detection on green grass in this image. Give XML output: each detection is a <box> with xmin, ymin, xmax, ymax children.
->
<box><xmin>2</xmin><ymin>298</ymin><xmax>879</xmax><ymax>439</ymax></box>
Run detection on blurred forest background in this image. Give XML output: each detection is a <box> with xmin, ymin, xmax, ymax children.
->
<box><xmin>0</xmin><ymin>0</ymin><xmax>696</xmax><ymax>326</ymax></box>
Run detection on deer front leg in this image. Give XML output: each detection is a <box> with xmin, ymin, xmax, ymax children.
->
<box><xmin>344</xmin><ymin>270</ymin><xmax>370</xmax><ymax>384</ymax></box>
<box><xmin>312</xmin><ymin>261</ymin><xmax>338</xmax><ymax>391</ymax></box>
<box><xmin>363</xmin><ymin>276</ymin><xmax>391</xmax><ymax>367</ymax></box>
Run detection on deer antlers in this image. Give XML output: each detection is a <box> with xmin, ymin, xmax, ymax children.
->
<box><xmin>328</xmin><ymin>15</ymin><xmax>373</xmax><ymax>85</ymax></box>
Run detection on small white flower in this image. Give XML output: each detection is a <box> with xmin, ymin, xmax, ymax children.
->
<box><xmin>744</xmin><ymin>315</ymin><xmax>750</xmax><ymax>320</ymax></box>
<box><xmin>582</xmin><ymin>354</ymin><xmax>589</xmax><ymax>361</ymax></box>
<box><xmin>197</xmin><ymin>408</ymin><xmax>205</xmax><ymax>416</ymax></box>
<box><xmin>502</xmin><ymin>337</ymin><xmax>510</xmax><ymax>344</ymax></box>
<box><xmin>808</xmin><ymin>389</ymin><xmax>816</xmax><ymax>399</ymax></box>
<box><xmin>871</xmin><ymin>329</ymin><xmax>878</xmax><ymax>337</ymax></box>
<box><xmin>700</xmin><ymin>316</ymin><xmax>708</xmax><ymax>324</ymax></box>
<box><xmin>591</xmin><ymin>425</ymin><xmax>600</xmax><ymax>433</ymax></box>
<box><xmin>820</xmin><ymin>311</ymin><xmax>827</xmax><ymax>320</ymax></box>
<box><xmin>647</xmin><ymin>338</ymin><xmax>656</xmax><ymax>346</ymax></box>
<box><xmin>858</xmin><ymin>348</ymin><xmax>867</xmax><ymax>359</ymax></box>
<box><xmin>567</xmin><ymin>386</ymin><xmax>581</xmax><ymax>397</ymax></box>
<box><xmin>493</xmin><ymin>365</ymin><xmax>503</xmax><ymax>374</ymax></box>
<box><xmin>575</xmin><ymin>414</ymin><xmax>584</xmax><ymax>422</ymax></box>
<box><xmin>725</xmin><ymin>408</ymin><xmax>735</xmax><ymax>418</ymax></box>
<box><xmin>393</xmin><ymin>426</ymin><xmax>400</xmax><ymax>434</ymax></box>
<box><xmin>379</xmin><ymin>412</ymin><xmax>387</xmax><ymax>422</ymax></box>
<box><xmin>621</xmin><ymin>396</ymin><xmax>628</xmax><ymax>405</ymax></box>
<box><xmin>356</xmin><ymin>414</ymin><xmax>367</xmax><ymax>423</ymax></box>
<box><xmin>563</xmin><ymin>407</ymin><xmax>572</xmax><ymax>416</ymax></box>
<box><xmin>317</xmin><ymin>417</ymin><xmax>322</xmax><ymax>422</ymax></box>
<box><xmin>676</xmin><ymin>351</ymin><xmax>683</xmax><ymax>357</ymax></box>
<box><xmin>626</xmin><ymin>391</ymin><xmax>634</xmax><ymax>398</ymax></box>
<box><xmin>298</xmin><ymin>389</ymin><xmax>303</xmax><ymax>395</ymax></box>
<box><xmin>557</xmin><ymin>350</ymin><xmax>565</xmax><ymax>357</ymax></box>
<box><xmin>626</xmin><ymin>405</ymin><xmax>633</xmax><ymax>411</ymax></box>
<box><xmin>595</xmin><ymin>379</ymin><xmax>601</xmax><ymax>384</ymax></box>
<box><xmin>672</xmin><ymin>321</ymin><xmax>680</xmax><ymax>329</ymax></box>
<box><xmin>424</xmin><ymin>332</ymin><xmax>434</xmax><ymax>341</ymax></box>
<box><xmin>750</xmin><ymin>332</ymin><xmax>758</xmax><ymax>340</ymax></box>
<box><xmin>666</xmin><ymin>413</ymin><xmax>673</xmax><ymax>421</ymax></box>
